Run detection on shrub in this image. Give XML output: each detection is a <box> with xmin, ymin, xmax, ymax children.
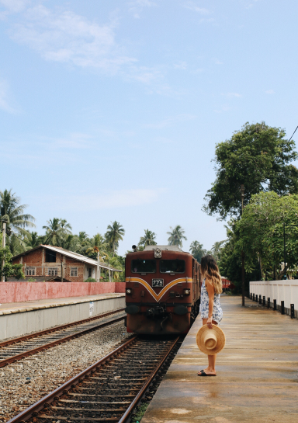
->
<box><xmin>84</xmin><ymin>278</ymin><xmax>97</xmax><ymax>282</ymax></box>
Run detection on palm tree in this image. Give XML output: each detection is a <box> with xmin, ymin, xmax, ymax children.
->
<box><xmin>167</xmin><ymin>225</ymin><xmax>187</xmax><ymax>248</ymax></box>
<box><xmin>86</xmin><ymin>233</ymin><xmax>109</xmax><ymax>260</ymax></box>
<box><xmin>105</xmin><ymin>221</ymin><xmax>125</xmax><ymax>256</ymax></box>
<box><xmin>24</xmin><ymin>231</ymin><xmax>43</xmax><ymax>249</ymax></box>
<box><xmin>43</xmin><ymin>218</ymin><xmax>72</xmax><ymax>246</ymax></box>
<box><xmin>0</xmin><ymin>189</ymin><xmax>35</xmax><ymax>233</ymax></box>
<box><xmin>211</xmin><ymin>240</ymin><xmax>226</xmax><ymax>262</ymax></box>
<box><xmin>0</xmin><ymin>189</ymin><xmax>36</xmax><ymax>254</ymax></box>
<box><xmin>190</xmin><ymin>240</ymin><xmax>206</xmax><ymax>263</ymax></box>
<box><xmin>138</xmin><ymin>229</ymin><xmax>157</xmax><ymax>247</ymax></box>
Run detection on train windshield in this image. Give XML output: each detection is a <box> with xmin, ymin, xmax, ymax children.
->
<box><xmin>160</xmin><ymin>259</ymin><xmax>185</xmax><ymax>273</ymax></box>
<box><xmin>131</xmin><ymin>259</ymin><xmax>156</xmax><ymax>273</ymax></box>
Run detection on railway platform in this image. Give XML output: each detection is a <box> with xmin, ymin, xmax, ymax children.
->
<box><xmin>142</xmin><ymin>296</ymin><xmax>298</xmax><ymax>423</ymax></box>
<box><xmin>0</xmin><ymin>293</ymin><xmax>125</xmax><ymax>341</ymax></box>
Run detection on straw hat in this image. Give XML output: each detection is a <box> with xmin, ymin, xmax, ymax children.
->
<box><xmin>196</xmin><ymin>324</ymin><xmax>225</xmax><ymax>355</ymax></box>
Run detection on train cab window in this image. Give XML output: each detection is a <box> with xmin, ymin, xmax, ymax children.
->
<box><xmin>131</xmin><ymin>259</ymin><xmax>156</xmax><ymax>273</ymax></box>
<box><xmin>160</xmin><ymin>259</ymin><xmax>185</xmax><ymax>273</ymax></box>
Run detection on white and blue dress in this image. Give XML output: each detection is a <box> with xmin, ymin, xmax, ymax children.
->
<box><xmin>199</xmin><ymin>279</ymin><xmax>223</xmax><ymax>324</ymax></box>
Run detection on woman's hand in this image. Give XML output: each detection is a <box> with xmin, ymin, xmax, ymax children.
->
<box><xmin>207</xmin><ymin>317</ymin><xmax>213</xmax><ymax>329</ymax></box>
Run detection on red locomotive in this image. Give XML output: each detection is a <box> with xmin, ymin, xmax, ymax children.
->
<box><xmin>125</xmin><ymin>245</ymin><xmax>201</xmax><ymax>334</ymax></box>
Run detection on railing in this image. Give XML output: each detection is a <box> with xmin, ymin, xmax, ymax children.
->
<box><xmin>249</xmin><ymin>280</ymin><xmax>298</xmax><ymax>318</ymax></box>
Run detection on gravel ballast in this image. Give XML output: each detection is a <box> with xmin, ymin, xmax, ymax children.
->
<box><xmin>0</xmin><ymin>320</ymin><xmax>129</xmax><ymax>422</ymax></box>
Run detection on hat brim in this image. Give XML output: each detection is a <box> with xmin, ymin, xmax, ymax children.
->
<box><xmin>196</xmin><ymin>324</ymin><xmax>226</xmax><ymax>355</ymax></box>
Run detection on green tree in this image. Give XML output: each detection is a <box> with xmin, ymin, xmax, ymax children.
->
<box><xmin>211</xmin><ymin>240</ymin><xmax>226</xmax><ymax>263</ymax></box>
<box><xmin>167</xmin><ymin>225</ymin><xmax>187</xmax><ymax>247</ymax></box>
<box><xmin>24</xmin><ymin>231</ymin><xmax>44</xmax><ymax>249</ymax></box>
<box><xmin>203</xmin><ymin>122</ymin><xmax>298</xmax><ymax>220</ymax></box>
<box><xmin>138</xmin><ymin>230</ymin><xmax>157</xmax><ymax>247</ymax></box>
<box><xmin>105</xmin><ymin>222</ymin><xmax>125</xmax><ymax>256</ymax></box>
<box><xmin>237</xmin><ymin>191</ymin><xmax>298</xmax><ymax>280</ymax></box>
<box><xmin>189</xmin><ymin>241</ymin><xmax>207</xmax><ymax>263</ymax></box>
<box><xmin>0</xmin><ymin>246</ymin><xmax>24</xmax><ymax>280</ymax></box>
<box><xmin>43</xmin><ymin>218</ymin><xmax>72</xmax><ymax>246</ymax></box>
<box><xmin>0</xmin><ymin>189</ymin><xmax>35</xmax><ymax>254</ymax></box>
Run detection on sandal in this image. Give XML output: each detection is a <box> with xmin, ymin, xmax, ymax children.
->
<box><xmin>198</xmin><ymin>370</ymin><xmax>216</xmax><ymax>377</ymax></box>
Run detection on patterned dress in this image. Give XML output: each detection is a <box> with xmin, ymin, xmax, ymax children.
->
<box><xmin>199</xmin><ymin>279</ymin><xmax>223</xmax><ymax>324</ymax></box>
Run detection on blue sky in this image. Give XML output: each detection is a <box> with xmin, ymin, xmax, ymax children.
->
<box><xmin>1</xmin><ymin>0</ymin><xmax>298</xmax><ymax>255</ymax></box>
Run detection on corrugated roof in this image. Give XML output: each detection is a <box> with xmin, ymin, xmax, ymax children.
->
<box><xmin>13</xmin><ymin>245</ymin><xmax>121</xmax><ymax>272</ymax></box>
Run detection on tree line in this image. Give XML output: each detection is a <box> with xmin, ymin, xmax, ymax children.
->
<box><xmin>203</xmin><ymin>122</ymin><xmax>298</xmax><ymax>290</ymax></box>
<box><xmin>0</xmin><ymin>189</ymin><xmax>213</xmax><ymax>280</ymax></box>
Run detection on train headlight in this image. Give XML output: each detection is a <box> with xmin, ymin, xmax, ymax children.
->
<box><xmin>126</xmin><ymin>288</ymin><xmax>132</xmax><ymax>295</ymax></box>
<box><xmin>183</xmin><ymin>289</ymin><xmax>190</xmax><ymax>295</ymax></box>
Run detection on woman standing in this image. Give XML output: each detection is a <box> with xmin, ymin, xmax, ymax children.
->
<box><xmin>198</xmin><ymin>255</ymin><xmax>223</xmax><ymax>376</ymax></box>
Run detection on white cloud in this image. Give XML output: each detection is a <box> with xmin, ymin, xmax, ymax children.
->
<box><xmin>174</xmin><ymin>61</ymin><xmax>187</xmax><ymax>70</ymax></box>
<box><xmin>214</xmin><ymin>58</ymin><xmax>223</xmax><ymax>65</ymax></box>
<box><xmin>0</xmin><ymin>79</ymin><xmax>15</xmax><ymax>113</ymax></box>
<box><xmin>184</xmin><ymin>1</ymin><xmax>210</xmax><ymax>15</ymax></box>
<box><xmin>11</xmin><ymin>5</ymin><xmax>136</xmax><ymax>72</ymax></box>
<box><xmin>128</xmin><ymin>0</ymin><xmax>157</xmax><ymax>19</ymax></box>
<box><xmin>0</xmin><ymin>0</ymin><xmax>28</xmax><ymax>13</ymax></box>
<box><xmin>265</xmin><ymin>89</ymin><xmax>275</xmax><ymax>95</ymax></box>
<box><xmin>43</xmin><ymin>133</ymin><xmax>94</xmax><ymax>150</ymax></box>
<box><xmin>223</xmin><ymin>92</ymin><xmax>242</xmax><ymax>98</ymax></box>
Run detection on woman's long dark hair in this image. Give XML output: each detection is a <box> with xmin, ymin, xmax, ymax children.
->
<box><xmin>200</xmin><ymin>255</ymin><xmax>222</xmax><ymax>294</ymax></box>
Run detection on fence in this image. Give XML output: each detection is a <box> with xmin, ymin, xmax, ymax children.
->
<box><xmin>0</xmin><ymin>281</ymin><xmax>126</xmax><ymax>304</ymax></box>
<box><xmin>249</xmin><ymin>280</ymin><xmax>298</xmax><ymax>318</ymax></box>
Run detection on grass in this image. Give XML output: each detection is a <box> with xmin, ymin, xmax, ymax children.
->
<box><xmin>131</xmin><ymin>402</ymin><xmax>149</xmax><ymax>423</ymax></box>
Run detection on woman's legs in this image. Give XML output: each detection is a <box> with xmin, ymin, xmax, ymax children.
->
<box><xmin>198</xmin><ymin>319</ymin><xmax>218</xmax><ymax>375</ymax></box>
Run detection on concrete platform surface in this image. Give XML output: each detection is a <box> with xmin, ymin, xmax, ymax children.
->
<box><xmin>142</xmin><ymin>296</ymin><xmax>298</xmax><ymax>423</ymax></box>
<box><xmin>0</xmin><ymin>293</ymin><xmax>125</xmax><ymax>341</ymax></box>
<box><xmin>0</xmin><ymin>293</ymin><xmax>124</xmax><ymax>315</ymax></box>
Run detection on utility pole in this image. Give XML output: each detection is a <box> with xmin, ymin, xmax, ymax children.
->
<box><xmin>283</xmin><ymin>222</ymin><xmax>287</xmax><ymax>279</ymax></box>
<box><xmin>97</xmin><ymin>250</ymin><xmax>100</xmax><ymax>282</ymax></box>
<box><xmin>240</xmin><ymin>184</ymin><xmax>245</xmax><ymax>307</ymax></box>
<box><xmin>61</xmin><ymin>259</ymin><xmax>63</xmax><ymax>282</ymax></box>
<box><xmin>1</xmin><ymin>219</ymin><xmax>7</xmax><ymax>282</ymax></box>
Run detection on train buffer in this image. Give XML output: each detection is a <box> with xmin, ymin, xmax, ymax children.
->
<box><xmin>142</xmin><ymin>296</ymin><xmax>298</xmax><ymax>423</ymax></box>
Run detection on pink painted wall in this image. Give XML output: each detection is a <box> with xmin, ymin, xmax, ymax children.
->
<box><xmin>0</xmin><ymin>282</ymin><xmax>126</xmax><ymax>304</ymax></box>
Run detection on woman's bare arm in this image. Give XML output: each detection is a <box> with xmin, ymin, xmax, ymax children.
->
<box><xmin>206</xmin><ymin>279</ymin><xmax>215</xmax><ymax>328</ymax></box>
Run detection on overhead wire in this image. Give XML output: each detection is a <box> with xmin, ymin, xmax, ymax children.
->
<box><xmin>288</xmin><ymin>125</ymin><xmax>298</xmax><ymax>142</ymax></box>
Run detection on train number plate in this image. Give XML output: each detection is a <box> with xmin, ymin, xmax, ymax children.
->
<box><xmin>152</xmin><ymin>278</ymin><xmax>164</xmax><ymax>288</ymax></box>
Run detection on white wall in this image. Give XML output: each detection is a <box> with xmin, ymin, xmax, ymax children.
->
<box><xmin>250</xmin><ymin>280</ymin><xmax>298</xmax><ymax>312</ymax></box>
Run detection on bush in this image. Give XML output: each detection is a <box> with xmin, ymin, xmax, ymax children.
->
<box><xmin>84</xmin><ymin>278</ymin><xmax>96</xmax><ymax>282</ymax></box>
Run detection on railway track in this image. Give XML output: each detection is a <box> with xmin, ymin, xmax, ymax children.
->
<box><xmin>7</xmin><ymin>335</ymin><xmax>181</xmax><ymax>423</ymax></box>
<box><xmin>0</xmin><ymin>309</ymin><xmax>125</xmax><ymax>368</ymax></box>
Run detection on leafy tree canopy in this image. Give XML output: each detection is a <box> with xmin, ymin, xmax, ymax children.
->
<box><xmin>203</xmin><ymin>122</ymin><xmax>298</xmax><ymax>219</ymax></box>
<box><xmin>167</xmin><ymin>225</ymin><xmax>187</xmax><ymax>247</ymax></box>
<box><xmin>237</xmin><ymin>191</ymin><xmax>298</xmax><ymax>279</ymax></box>
<box><xmin>105</xmin><ymin>221</ymin><xmax>125</xmax><ymax>256</ymax></box>
<box><xmin>0</xmin><ymin>245</ymin><xmax>24</xmax><ymax>280</ymax></box>
<box><xmin>138</xmin><ymin>230</ymin><xmax>157</xmax><ymax>247</ymax></box>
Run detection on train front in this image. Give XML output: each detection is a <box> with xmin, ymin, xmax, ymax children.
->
<box><xmin>125</xmin><ymin>245</ymin><xmax>198</xmax><ymax>334</ymax></box>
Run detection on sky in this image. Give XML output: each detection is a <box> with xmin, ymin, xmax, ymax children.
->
<box><xmin>1</xmin><ymin>0</ymin><xmax>298</xmax><ymax>255</ymax></box>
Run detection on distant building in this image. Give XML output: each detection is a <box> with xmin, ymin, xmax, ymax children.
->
<box><xmin>11</xmin><ymin>245</ymin><xmax>121</xmax><ymax>282</ymax></box>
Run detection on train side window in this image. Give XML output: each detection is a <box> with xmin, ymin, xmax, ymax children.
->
<box><xmin>160</xmin><ymin>259</ymin><xmax>185</xmax><ymax>273</ymax></box>
<box><xmin>131</xmin><ymin>259</ymin><xmax>156</xmax><ymax>273</ymax></box>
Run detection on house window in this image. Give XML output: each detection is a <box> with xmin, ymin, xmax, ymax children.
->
<box><xmin>71</xmin><ymin>267</ymin><xmax>78</xmax><ymax>277</ymax></box>
<box><xmin>88</xmin><ymin>268</ymin><xmax>92</xmax><ymax>278</ymax></box>
<box><xmin>48</xmin><ymin>268</ymin><xmax>58</xmax><ymax>276</ymax></box>
<box><xmin>46</xmin><ymin>250</ymin><xmax>56</xmax><ymax>263</ymax></box>
<box><xmin>26</xmin><ymin>267</ymin><xmax>36</xmax><ymax>276</ymax></box>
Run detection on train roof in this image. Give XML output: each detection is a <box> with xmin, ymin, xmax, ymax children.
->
<box><xmin>143</xmin><ymin>245</ymin><xmax>183</xmax><ymax>252</ymax></box>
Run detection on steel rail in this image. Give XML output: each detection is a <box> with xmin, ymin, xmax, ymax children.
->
<box><xmin>0</xmin><ymin>308</ymin><xmax>125</xmax><ymax>348</ymax></box>
<box><xmin>6</xmin><ymin>336</ymin><xmax>180</xmax><ymax>423</ymax></box>
<box><xmin>0</xmin><ymin>313</ymin><xmax>125</xmax><ymax>368</ymax></box>
<box><xmin>118</xmin><ymin>336</ymin><xmax>180</xmax><ymax>423</ymax></box>
<box><xmin>6</xmin><ymin>336</ymin><xmax>138</xmax><ymax>423</ymax></box>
